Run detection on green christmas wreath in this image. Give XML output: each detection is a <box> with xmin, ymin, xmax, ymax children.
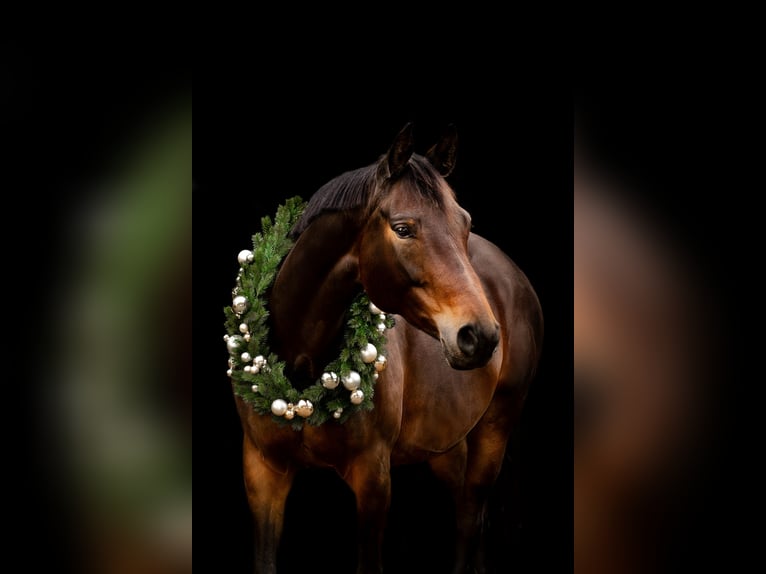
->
<box><xmin>223</xmin><ymin>196</ymin><xmax>395</xmax><ymax>429</ymax></box>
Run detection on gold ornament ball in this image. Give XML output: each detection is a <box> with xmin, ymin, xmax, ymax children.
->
<box><xmin>350</xmin><ymin>389</ymin><xmax>365</xmax><ymax>405</ymax></box>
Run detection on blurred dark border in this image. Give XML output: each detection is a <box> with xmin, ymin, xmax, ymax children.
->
<box><xmin>576</xmin><ymin>76</ymin><xmax>763</xmax><ymax>571</ymax></box>
<box><xmin>2</xmin><ymin>36</ymin><xmax>191</xmax><ymax>573</ymax></box>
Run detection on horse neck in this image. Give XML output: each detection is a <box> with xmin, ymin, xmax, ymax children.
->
<box><xmin>269</xmin><ymin>212</ymin><xmax>362</xmax><ymax>384</ymax></box>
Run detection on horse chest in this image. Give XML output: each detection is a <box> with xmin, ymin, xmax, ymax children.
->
<box><xmin>250</xmin><ymin>415</ymin><xmax>373</xmax><ymax>472</ymax></box>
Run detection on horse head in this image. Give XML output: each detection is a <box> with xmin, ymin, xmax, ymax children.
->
<box><xmin>358</xmin><ymin>124</ymin><xmax>500</xmax><ymax>370</ymax></box>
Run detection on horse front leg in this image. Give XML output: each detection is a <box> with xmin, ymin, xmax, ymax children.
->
<box><xmin>342</xmin><ymin>449</ymin><xmax>392</xmax><ymax>574</ymax></box>
<box><xmin>430</xmin><ymin>392</ymin><xmax>524</xmax><ymax>574</ymax></box>
<box><xmin>242</xmin><ymin>434</ymin><xmax>295</xmax><ymax>574</ymax></box>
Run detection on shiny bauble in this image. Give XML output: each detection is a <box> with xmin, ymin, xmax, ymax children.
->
<box><xmin>342</xmin><ymin>370</ymin><xmax>361</xmax><ymax>391</ymax></box>
<box><xmin>226</xmin><ymin>335</ymin><xmax>243</xmax><ymax>353</ymax></box>
<box><xmin>237</xmin><ymin>249</ymin><xmax>254</xmax><ymax>265</ymax></box>
<box><xmin>321</xmin><ymin>372</ymin><xmax>339</xmax><ymax>389</ymax></box>
<box><xmin>232</xmin><ymin>295</ymin><xmax>249</xmax><ymax>314</ymax></box>
<box><xmin>360</xmin><ymin>343</ymin><xmax>378</xmax><ymax>364</ymax></box>
<box><xmin>271</xmin><ymin>399</ymin><xmax>288</xmax><ymax>416</ymax></box>
<box><xmin>295</xmin><ymin>400</ymin><xmax>314</xmax><ymax>418</ymax></box>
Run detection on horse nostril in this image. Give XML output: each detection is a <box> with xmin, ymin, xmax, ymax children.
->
<box><xmin>457</xmin><ymin>323</ymin><xmax>500</xmax><ymax>361</ymax></box>
<box><xmin>457</xmin><ymin>324</ymin><xmax>479</xmax><ymax>356</ymax></box>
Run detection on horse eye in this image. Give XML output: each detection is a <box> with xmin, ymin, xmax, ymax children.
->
<box><xmin>393</xmin><ymin>225</ymin><xmax>413</xmax><ymax>238</ymax></box>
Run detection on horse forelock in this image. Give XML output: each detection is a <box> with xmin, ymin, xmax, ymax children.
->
<box><xmin>290</xmin><ymin>155</ymin><xmax>452</xmax><ymax>239</ymax></box>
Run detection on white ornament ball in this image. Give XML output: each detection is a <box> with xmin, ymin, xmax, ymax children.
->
<box><xmin>239</xmin><ymin>323</ymin><xmax>249</xmax><ymax>334</ymax></box>
<box><xmin>223</xmin><ymin>334</ymin><xmax>230</xmax><ymax>341</ymax></box>
<box><xmin>342</xmin><ymin>370</ymin><xmax>361</xmax><ymax>391</ymax></box>
<box><xmin>240</xmin><ymin>352</ymin><xmax>252</xmax><ymax>363</ymax></box>
<box><xmin>255</xmin><ymin>355</ymin><xmax>266</xmax><ymax>366</ymax></box>
<box><xmin>226</xmin><ymin>369</ymin><xmax>233</xmax><ymax>377</ymax></box>
<box><xmin>321</xmin><ymin>372</ymin><xmax>339</xmax><ymax>389</ymax></box>
<box><xmin>377</xmin><ymin>322</ymin><xmax>386</xmax><ymax>333</ymax></box>
<box><xmin>244</xmin><ymin>365</ymin><xmax>252</xmax><ymax>373</ymax></box>
<box><xmin>237</xmin><ymin>249</ymin><xmax>254</xmax><ymax>265</ymax></box>
<box><xmin>369</xmin><ymin>302</ymin><xmax>383</xmax><ymax>315</ymax></box>
<box><xmin>226</xmin><ymin>335</ymin><xmax>243</xmax><ymax>353</ymax></box>
<box><xmin>252</xmin><ymin>364</ymin><xmax>260</xmax><ymax>374</ymax></box>
<box><xmin>374</xmin><ymin>355</ymin><xmax>387</xmax><ymax>372</ymax></box>
<box><xmin>228</xmin><ymin>358</ymin><xmax>233</xmax><ymax>367</ymax></box>
<box><xmin>350</xmin><ymin>389</ymin><xmax>365</xmax><ymax>405</ymax></box>
<box><xmin>374</xmin><ymin>372</ymin><xmax>379</xmax><ymax>380</ymax></box>
<box><xmin>360</xmin><ymin>343</ymin><xmax>378</xmax><ymax>363</ymax></box>
<box><xmin>333</xmin><ymin>411</ymin><xmax>342</xmax><ymax>419</ymax></box>
<box><xmin>232</xmin><ymin>295</ymin><xmax>249</xmax><ymax>314</ymax></box>
<box><xmin>271</xmin><ymin>399</ymin><xmax>288</xmax><ymax>416</ymax></box>
<box><xmin>244</xmin><ymin>333</ymin><xmax>251</xmax><ymax>342</ymax></box>
<box><xmin>251</xmin><ymin>384</ymin><xmax>259</xmax><ymax>393</ymax></box>
<box><xmin>379</xmin><ymin>313</ymin><xmax>386</xmax><ymax>322</ymax></box>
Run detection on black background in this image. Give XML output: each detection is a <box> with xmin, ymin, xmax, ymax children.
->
<box><xmin>5</xmin><ymin>36</ymin><xmax>764</xmax><ymax>571</ymax></box>
<box><xmin>6</xmin><ymin>36</ymin><xmax>763</xmax><ymax>571</ymax></box>
<box><xmin>194</xmin><ymin>89</ymin><xmax>573</xmax><ymax>573</ymax></box>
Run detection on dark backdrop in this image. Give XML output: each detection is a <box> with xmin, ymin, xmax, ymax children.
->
<box><xmin>194</xmin><ymin>92</ymin><xmax>573</xmax><ymax>573</ymax></box>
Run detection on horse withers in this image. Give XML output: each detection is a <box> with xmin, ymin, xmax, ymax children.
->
<box><xmin>229</xmin><ymin>124</ymin><xmax>543</xmax><ymax>573</ymax></box>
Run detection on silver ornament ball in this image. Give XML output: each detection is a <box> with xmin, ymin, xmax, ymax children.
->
<box><xmin>271</xmin><ymin>399</ymin><xmax>288</xmax><ymax>416</ymax></box>
<box><xmin>342</xmin><ymin>370</ymin><xmax>361</xmax><ymax>391</ymax></box>
<box><xmin>251</xmin><ymin>384</ymin><xmax>259</xmax><ymax>393</ymax></box>
<box><xmin>360</xmin><ymin>343</ymin><xmax>378</xmax><ymax>364</ymax></box>
<box><xmin>226</xmin><ymin>335</ymin><xmax>244</xmax><ymax>353</ymax></box>
<box><xmin>244</xmin><ymin>333</ymin><xmax>251</xmax><ymax>342</ymax></box>
<box><xmin>226</xmin><ymin>368</ymin><xmax>233</xmax><ymax>377</ymax></box>
<box><xmin>350</xmin><ymin>389</ymin><xmax>365</xmax><ymax>405</ymax></box>
<box><xmin>240</xmin><ymin>352</ymin><xmax>252</xmax><ymax>363</ymax></box>
<box><xmin>321</xmin><ymin>372</ymin><xmax>339</xmax><ymax>389</ymax></box>
<box><xmin>244</xmin><ymin>365</ymin><xmax>252</xmax><ymax>373</ymax></box>
<box><xmin>255</xmin><ymin>355</ymin><xmax>266</xmax><ymax>367</ymax></box>
<box><xmin>238</xmin><ymin>249</ymin><xmax>254</xmax><ymax>265</ymax></box>
<box><xmin>239</xmin><ymin>323</ymin><xmax>249</xmax><ymax>334</ymax></box>
<box><xmin>377</xmin><ymin>322</ymin><xmax>386</xmax><ymax>333</ymax></box>
<box><xmin>232</xmin><ymin>295</ymin><xmax>249</xmax><ymax>314</ymax></box>
<box><xmin>333</xmin><ymin>411</ymin><xmax>342</xmax><ymax>419</ymax></box>
<box><xmin>284</xmin><ymin>408</ymin><xmax>295</xmax><ymax>420</ymax></box>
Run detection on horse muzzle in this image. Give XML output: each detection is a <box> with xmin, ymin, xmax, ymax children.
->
<box><xmin>442</xmin><ymin>321</ymin><xmax>500</xmax><ymax>370</ymax></box>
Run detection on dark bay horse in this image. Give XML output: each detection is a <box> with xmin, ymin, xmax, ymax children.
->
<box><xmin>235</xmin><ymin>124</ymin><xmax>543</xmax><ymax>573</ymax></box>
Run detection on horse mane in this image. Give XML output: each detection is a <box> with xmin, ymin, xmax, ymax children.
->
<box><xmin>289</xmin><ymin>155</ymin><xmax>445</xmax><ymax>239</ymax></box>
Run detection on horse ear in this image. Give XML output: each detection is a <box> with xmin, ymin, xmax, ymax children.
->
<box><xmin>383</xmin><ymin>122</ymin><xmax>415</xmax><ymax>178</ymax></box>
<box><xmin>426</xmin><ymin>124</ymin><xmax>458</xmax><ymax>176</ymax></box>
